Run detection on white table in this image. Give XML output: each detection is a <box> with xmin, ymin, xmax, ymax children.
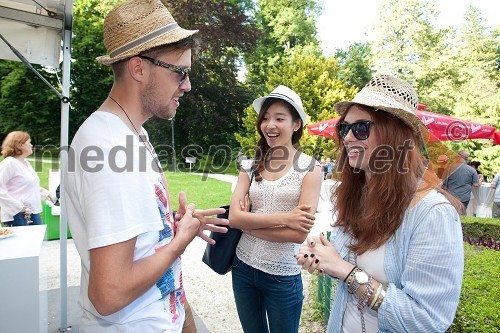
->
<box><xmin>318</xmin><ymin>180</ymin><xmax>339</xmax><ymax>212</ymax></box>
<box><xmin>312</xmin><ymin>181</ymin><xmax>340</xmax><ymax>235</ymax></box>
<box><xmin>0</xmin><ymin>225</ymin><xmax>47</xmax><ymax>333</ymax></box>
<box><xmin>467</xmin><ymin>183</ymin><xmax>494</xmax><ymax>218</ymax></box>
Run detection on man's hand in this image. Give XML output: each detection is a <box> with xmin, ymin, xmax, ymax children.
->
<box><xmin>192</xmin><ymin>207</ymin><xmax>229</xmax><ymax>244</ymax></box>
<box><xmin>174</xmin><ymin>192</ymin><xmax>228</xmax><ymax>245</ymax></box>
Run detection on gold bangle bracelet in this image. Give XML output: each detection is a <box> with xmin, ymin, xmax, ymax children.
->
<box><xmin>372</xmin><ymin>289</ymin><xmax>386</xmax><ymax>311</ymax></box>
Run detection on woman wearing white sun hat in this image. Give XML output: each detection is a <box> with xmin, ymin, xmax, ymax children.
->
<box><xmin>229</xmin><ymin>85</ymin><xmax>322</xmax><ymax>332</ymax></box>
<box><xmin>297</xmin><ymin>75</ymin><xmax>464</xmax><ymax>333</ymax></box>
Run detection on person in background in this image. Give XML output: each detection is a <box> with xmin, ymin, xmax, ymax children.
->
<box><xmin>229</xmin><ymin>85</ymin><xmax>322</xmax><ymax>332</ymax></box>
<box><xmin>492</xmin><ymin>172</ymin><xmax>500</xmax><ymax>218</ymax></box>
<box><xmin>468</xmin><ymin>161</ymin><xmax>484</xmax><ymax>182</ymax></box>
<box><xmin>442</xmin><ymin>150</ymin><xmax>480</xmax><ymax>211</ymax></box>
<box><xmin>321</xmin><ymin>158</ymin><xmax>327</xmax><ymax>179</ymax></box>
<box><xmin>325</xmin><ymin>157</ymin><xmax>335</xmax><ymax>177</ymax></box>
<box><xmin>62</xmin><ymin>1</ymin><xmax>227</xmax><ymax>332</ymax></box>
<box><xmin>297</xmin><ymin>75</ymin><xmax>464</xmax><ymax>333</ymax></box>
<box><xmin>0</xmin><ymin>131</ymin><xmax>54</xmax><ymax>227</ymax></box>
<box><xmin>435</xmin><ymin>154</ymin><xmax>449</xmax><ymax>179</ymax></box>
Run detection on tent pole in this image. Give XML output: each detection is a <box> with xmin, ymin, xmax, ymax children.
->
<box><xmin>0</xmin><ymin>33</ymin><xmax>68</xmax><ymax>102</ymax></box>
<box><xmin>59</xmin><ymin>1</ymin><xmax>73</xmax><ymax>331</ymax></box>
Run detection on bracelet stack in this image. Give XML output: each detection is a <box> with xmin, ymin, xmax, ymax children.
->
<box><xmin>344</xmin><ymin>267</ymin><xmax>386</xmax><ymax>312</ymax></box>
<box><xmin>357</xmin><ymin>275</ymin><xmax>374</xmax><ymax>310</ymax></box>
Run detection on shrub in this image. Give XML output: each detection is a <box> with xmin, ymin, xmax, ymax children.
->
<box><xmin>461</xmin><ymin>217</ymin><xmax>500</xmax><ymax>250</ymax></box>
<box><xmin>448</xmin><ymin>244</ymin><xmax>500</xmax><ymax>332</ymax></box>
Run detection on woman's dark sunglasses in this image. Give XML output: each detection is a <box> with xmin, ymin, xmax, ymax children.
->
<box><xmin>337</xmin><ymin>120</ymin><xmax>374</xmax><ymax>140</ymax></box>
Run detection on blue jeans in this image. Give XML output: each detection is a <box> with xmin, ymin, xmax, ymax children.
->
<box><xmin>231</xmin><ymin>255</ymin><xmax>303</xmax><ymax>333</ymax></box>
<box><xmin>5</xmin><ymin>212</ymin><xmax>43</xmax><ymax>227</ymax></box>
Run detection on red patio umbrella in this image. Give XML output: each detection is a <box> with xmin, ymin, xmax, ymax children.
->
<box><xmin>306</xmin><ymin>118</ymin><xmax>338</xmax><ymax>138</ymax></box>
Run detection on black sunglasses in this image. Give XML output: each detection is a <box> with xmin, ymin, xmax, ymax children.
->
<box><xmin>137</xmin><ymin>55</ymin><xmax>190</xmax><ymax>85</ymax></box>
<box><xmin>337</xmin><ymin>120</ymin><xmax>374</xmax><ymax>140</ymax></box>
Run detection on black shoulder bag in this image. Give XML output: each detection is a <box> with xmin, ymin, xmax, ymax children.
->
<box><xmin>202</xmin><ymin>171</ymin><xmax>254</xmax><ymax>274</ymax></box>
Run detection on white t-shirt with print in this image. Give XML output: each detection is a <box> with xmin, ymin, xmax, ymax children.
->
<box><xmin>63</xmin><ymin>111</ymin><xmax>185</xmax><ymax>333</ymax></box>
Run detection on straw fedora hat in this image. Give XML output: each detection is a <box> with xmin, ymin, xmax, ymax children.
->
<box><xmin>334</xmin><ymin>74</ymin><xmax>429</xmax><ymax>147</ymax></box>
<box><xmin>96</xmin><ymin>0</ymin><xmax>199</xmax><ymax>66</ymax></box>
<box><xmin>253</xmin><ymin>85</ymin><xmax>308</xmax><ymax>127</ymax></box>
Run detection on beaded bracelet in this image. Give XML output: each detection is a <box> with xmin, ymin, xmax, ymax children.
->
<box><xmin>369</xmin><ymin>283</ymin><xmax>383</xmax><ymax>309</ymax></box>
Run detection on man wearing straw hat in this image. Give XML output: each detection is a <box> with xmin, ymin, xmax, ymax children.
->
<box><xmin>63</xmin><ymin>1</ymin><xmax>228</xmax><ymax>332</ymax></box>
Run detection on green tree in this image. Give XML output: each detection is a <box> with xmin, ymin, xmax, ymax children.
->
<box><xmin>371</xmin><ymin>1</ymin><xmax>499</xmax><ymax>174</ymax></box>
<box><xmin>335</xmin><ymin>42</ymin><xmax>374</xmax><ymax>90</ymax></box>
<box><xmin>244</xmin><ymin>0</ymin><xmax>322</xmax><ymax>87</ymax></box>
<box><xmin>0</xmin><ymin>61</ymin><xmax>60</xmax><ymax>145</ymax></box>
<box><xmin>451</xmin><ymin>6</ymin><xmax>499</xmax><ymax>127</ymax></box>
<box><xmin>371</xmin><ymin>0</ymin><xmax>441</xmax><ymax>79</ymax></box>
<box><xmin>70</xmin><ymin>0</ymin><xmax>118</xmax><ymax>137</ymax></box>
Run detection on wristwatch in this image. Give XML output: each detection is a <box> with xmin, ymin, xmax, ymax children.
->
<box><xmin>348</xmin><ymin>270</ymin><xmax>370</xmax><ymax>294</ymax></box>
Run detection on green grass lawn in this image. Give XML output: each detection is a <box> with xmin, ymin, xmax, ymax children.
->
<box><xmin>35</xmin><ymin>164</ymin><xmax>233</xmax><ymax>210</ymax></box>
<box><xmin>164</xmin><ymin>171</ymin><xmax>233</xmax><ymax>209</ymax></box>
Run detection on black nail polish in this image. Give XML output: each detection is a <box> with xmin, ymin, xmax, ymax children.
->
<box><xmin>310</xmin><ymin>253</ymin><xmax>315</xmax><ymax>258</ymax></box>
<box><xmin>315</xmin><ymin>259</ymin><xmax>319</xmax><ymax>264</ymax></box>
<box><xmin>319</xmin><ymin>269</ymin><xmax>324</xmax><ymax>273</ymax></box>
<box><xmin>303</xmin><ymin>254</ymin><xmax>308</xmax><ymax>258</ymax></box>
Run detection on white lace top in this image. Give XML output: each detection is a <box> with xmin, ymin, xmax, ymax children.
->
<box><xmin>235</xmin><ymin>152</ymin><xmax>318</xmax><ymax>276</ymax></box>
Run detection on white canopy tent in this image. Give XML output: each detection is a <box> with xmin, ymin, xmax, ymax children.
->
<box><xmin>0</xmin><ymin>0</ymin><xmax>73</xmax><ymax>331</ymax></box>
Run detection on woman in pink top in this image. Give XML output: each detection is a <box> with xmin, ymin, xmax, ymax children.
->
<box><xmin>0</xmin><ymin>131</ymin><xmax>53</xmax><ymax>227</ymax></box>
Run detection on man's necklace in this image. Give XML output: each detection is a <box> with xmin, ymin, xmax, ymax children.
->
<box><xmin>108</xmin><ymin>95</ymin><xmax>160</xmax><ymax>168</ymax></box>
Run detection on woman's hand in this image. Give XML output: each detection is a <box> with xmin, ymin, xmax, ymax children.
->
<box><xmin>296</xmin><ymin>233</ymin><xmax>353</xmax><ymax>279</ymax></box>
<box><xmin>239</xmin><ymin>194</ymin><xmax>251</xmax><ymax>212</ymax></box>
<box><xmin>284</xmin><ymin>204</ymin><xmax>315</xmax><ymax>233</ymax></box>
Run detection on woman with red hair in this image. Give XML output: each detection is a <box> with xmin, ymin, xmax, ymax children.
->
<box><xmin>0</xmin><ymin>131</ymin><xmax>53</xmax><ymax>227</ymax></box>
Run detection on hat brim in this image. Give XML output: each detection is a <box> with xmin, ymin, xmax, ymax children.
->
<box><xmin>253</xmin><ymin>96</ymin><xmax>308</xmax><ymax>127</ymax></box>
<box><xmin>96</xmin><ymin>28</ymin><xmax>199</xmax><ymax>66</ymax></box>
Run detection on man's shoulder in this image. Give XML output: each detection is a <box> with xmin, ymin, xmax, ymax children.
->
<box><xmin>72</xmin><ymin>112</ymin><xmax>127</xmax><ymax>146</ymax></box>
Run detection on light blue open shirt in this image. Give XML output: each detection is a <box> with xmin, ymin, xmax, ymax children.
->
<box><xmin>327</xmin><ymin>190</ymin><xmax>464</xmax><ymax>333</ymax></box>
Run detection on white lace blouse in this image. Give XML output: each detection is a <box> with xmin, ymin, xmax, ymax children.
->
<box><xmin>235</xmin><ymin>153</ymin><xmax>318</xmax><ymax>276</ymax></box>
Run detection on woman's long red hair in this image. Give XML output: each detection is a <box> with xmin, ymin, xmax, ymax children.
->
<box><xmin>333</xmin><ymin>107</ymin><xmax>459</xmax><ymax>254</ymax></box>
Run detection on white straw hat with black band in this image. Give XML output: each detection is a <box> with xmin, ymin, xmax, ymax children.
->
<box><xmin>96</xmin><ymin>0</ymin><xmax>199</xmax><ymax>66</ymax></box>
<box><xmin>253</xmin><ymin>85</ymin><xmax>308</xmax><ymax>127</ymax></box>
